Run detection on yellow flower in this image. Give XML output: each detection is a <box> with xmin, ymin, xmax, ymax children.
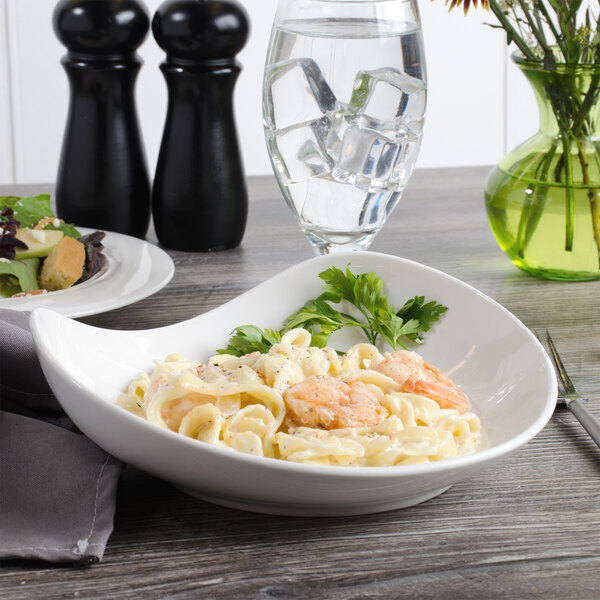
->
<box><xmin>445</xmin><ymin>0</ymin><xmax>490</xmax><ymax>15</ymax></box>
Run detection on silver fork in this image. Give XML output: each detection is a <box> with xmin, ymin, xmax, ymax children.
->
<box><xmin>537</xmin><ymin>331</ymin><xmax>600</xmax><ymax>449</ymax></box>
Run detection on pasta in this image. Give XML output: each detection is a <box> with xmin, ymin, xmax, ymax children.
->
<box><xmin>117</xmin><ymin>329</ymin><xmax>481</xmax><ymax>466</ymax></box>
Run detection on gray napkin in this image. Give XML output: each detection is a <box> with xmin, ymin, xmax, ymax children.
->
<box><xmin>0</xmin><ymin>310</ymin><xmax>123</xmax><ymax>564</ymax></box>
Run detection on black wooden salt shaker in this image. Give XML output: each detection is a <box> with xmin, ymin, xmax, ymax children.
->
<box><xmin>53</xmin><ymin>0</ymin><xmax>151</xmax><ymax>238</ymax></box>
<box><xmin>152</xmin><ymin>0</ymin><xmax>249</xmax><ymax>251</ymax></box>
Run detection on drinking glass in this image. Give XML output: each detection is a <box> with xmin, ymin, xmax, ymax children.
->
<box><xmin>263</xmin><ymin>0</ymin><xmax>427</xmax><ymax>254</ymax></box>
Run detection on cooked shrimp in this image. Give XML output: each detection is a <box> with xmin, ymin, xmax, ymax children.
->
<box><xmin>283</xmin><ymin>376</ymin><xmax>388</xmax><ymax>430</ymax></box>
<box><xmin>374</xmin><ymin>350</ymin><xmax>470</xmax><ymax>413</ymax></box>
<box><xmin>142</xmin><ymin>373</ymin><xmax>169</xmax><ymax>408</ymax></box>
<box><xmin>144</xmin><ymin>367</ymin><xmax>220</xmax><ymax>431</ymax></box>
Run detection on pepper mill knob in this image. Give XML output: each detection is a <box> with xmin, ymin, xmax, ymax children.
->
<box><xmin>151</xmin><ymin>0</ymin><xmax>250</xmax><ymax>252</ymax></box>
<box><xmin>152</xmin><ymin>0</ymin><xmax>249</xmax><ymax>62</ymax></box>
<box><xmin>54</xmin><ymin>0</ymin><xmax>150</xmax><ymax>56</ymax></box>
<box><xmin>53</xmin><ymin>0</ymin><xmax>152</xmax><ymax>239</ymax></box>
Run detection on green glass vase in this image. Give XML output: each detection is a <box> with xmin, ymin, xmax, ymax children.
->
<box><xmin>485</xmin><ymin>56</ymin><xmax>600</xmax><ymax>281</ymax></box>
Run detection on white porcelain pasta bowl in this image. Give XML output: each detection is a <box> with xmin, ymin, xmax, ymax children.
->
<box><xmin>30</xmin><ymin>251</ymin><xmax>557</xmax><ymax>516</ymax></box>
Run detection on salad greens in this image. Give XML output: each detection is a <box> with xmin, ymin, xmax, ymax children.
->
<box><xmin>218</xmin><ymin>266</ymin><xmax>447</xmax><ymax>356</ymax></box>
<box><xmin>0</xmin><ymin>194</ymin><xmax>107</xmax><ymax>297</ymax></box>
<box><xmin>0</xmin><ymin>194</ymin><xmax>80</xmax><ymax>239</ymax></box>
<box><xmin>0</xmin><ymin>258</ymin><xmax>40</xmax><ymax>297</ymax></box>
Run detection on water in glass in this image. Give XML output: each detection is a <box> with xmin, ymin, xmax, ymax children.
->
<box><xmin>263</xmin><ymin>5</ymin><xmax>426</xmax><ymax>254</ymax></box>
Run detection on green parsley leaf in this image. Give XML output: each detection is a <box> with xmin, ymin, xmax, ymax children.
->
<box><xmin>281</xmin><ymin>298</ymin><xmax>359</xmax><ymax>347</ymax></box>
<box><xmin>396</xmin><ymin>296</ymin><xmax>448</xmax><ymax>342</ymax></box>
<box><xmin>216</xmin><ymin>325</ymin><xmax>281</xmax><ymax>356</ymax></box>
<box><xmin>217</xmin><ymin>267</ymin><xmax>447</xmax><ymax>355</ymax></box>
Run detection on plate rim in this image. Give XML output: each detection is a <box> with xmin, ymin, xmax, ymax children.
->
<box><xmin>0</xmin><ymin>227</ymin><xmax>174</xmax><ymax>317</ymax></box>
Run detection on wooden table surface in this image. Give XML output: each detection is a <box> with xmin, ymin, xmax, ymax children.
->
<box><xmin>1</xmin><ymin>167</ymin><xmax>599</xmax><ymax>599</ymax></box>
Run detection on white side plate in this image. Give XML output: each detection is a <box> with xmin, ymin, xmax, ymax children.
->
<box><xmin>0</xmin><ymin>228</ymin><xmax>174</xmax><ymax>317</ymax></box>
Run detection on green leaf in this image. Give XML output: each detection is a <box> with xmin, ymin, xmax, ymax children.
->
<box><xmin>566</xmin><ymin>0</ymin><xmax>583</xmax><ymax>23</ymax></box>
<box><xmin>376</xmin><ymin>313</ymin><xmax>417</xmax><ymax>349</ymax></box>
<box><xmin>283</xmin><ymin>298</ymin><xmax>343</xmax><ymax>331</ymax></box>
<box><xmin>0</xmin><ymin>258</ymin><xmax>40</xmax><ymax>297</ymax></box>
<box><xmin>318</xmin><ymin>266</ymin><xmax>356</xmax><ymax>303</ymax></box>
<box><xmin>354</xmin><ymin>272</ymin><xmax>387</xmax><ymax>314</ymax></box>
<box><xmin>397</xmin><ymin>296</ymin><xmax>448</xmax><ymax>341</ymax></box>
<box><xmin>309</xmin><ymin>330</ymin><xmax>333</xmax><ymax>349</ymax></box>
<box><xmin>0</xmin><ymin>196</ymin><xmax>20</xmax><ymax>212</ymax></box>
<box><xmin>216</xmin><ymin>325</ymin><xmax>281</xmax><ymax>356</ymax></box>
<box><xmin>1</xmin><ymin>194</ymin><xmax>53</xmax><ymax>228</ymax></box>
<box><xmin>0</xmin><ymin>194</ymin><xmax>81</xmax><ymax>238</ymax></box>
<box><xmin>47</xmin><ymin>221</ymin><xmax>81</xmax><ymax>239</ymax></box>
<box><xmin>217</xmin><ymin>267</ymin><xmax>448</xmax><ymax>356</ymax></box>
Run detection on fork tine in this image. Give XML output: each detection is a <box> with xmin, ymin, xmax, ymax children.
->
<box><xmin>545</xmin><ymin>331</ymin><xmax>578</xmax><ymax>395</ymax></box>
<box><xmin>534</xmin><ymin>330</ymin><xmax>559</xmax><ymax>389</ymax></box>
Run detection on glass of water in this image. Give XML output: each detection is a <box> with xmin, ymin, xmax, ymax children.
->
<box><xmin>263</xmin><ymin>0</ymin><xmax>427</xmax><ymax>254</ymax></box>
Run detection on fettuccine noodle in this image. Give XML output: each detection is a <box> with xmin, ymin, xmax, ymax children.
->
<box><xmin>117</xmin><ymin>329</ymin><xmax>481</xmax><ymax>466</ymax></box>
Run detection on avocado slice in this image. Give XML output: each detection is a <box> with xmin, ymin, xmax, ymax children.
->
<box><xmin>14</xmin><ymin>228</ymin><xmax>64</xmax><ymax>259</ymax></box>
<box><xmin>0</xmin><ymin>258</ymin><xmax>41</xmax><ymax>297</ymax></box>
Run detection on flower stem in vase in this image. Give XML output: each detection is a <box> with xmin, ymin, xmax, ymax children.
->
<box><xmin>561</xmin><ymin>134</ymin><xmax>575</xmax><ymax>252</ymax></box>
<box><xmin>512</xmin><ymin>140</ymin><xmax>558</xmax><ymax>259</ymax></box>
<box><xmin>572</xmin><ymin>74</ymin><xmax>600</xmax><ymax>268</ymax></box>
<box><xmin>576</xmin><ymin>139</ymin><xmax>600</xmax><ymax>269</ymax></box>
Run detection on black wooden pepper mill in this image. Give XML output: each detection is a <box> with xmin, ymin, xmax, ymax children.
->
<box><xmin>152</xmin><ymin>0</ymin><xmax>249</xmax><ymax>251</ymax></box>
<box><xmin>53</xmin><ymin>0</ymin><xmax>151</xmax><ymax>238</ymax></box>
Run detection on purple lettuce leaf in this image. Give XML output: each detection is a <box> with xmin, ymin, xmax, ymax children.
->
<box><xmin>0</xmin><ymin>208</ymin><xmax>27</xmax><ymax>260</ymax></box>
<box><xmin>76</xmin><ymin>231</ymin><xmax>107</xmax><ymax>284</ymax></box>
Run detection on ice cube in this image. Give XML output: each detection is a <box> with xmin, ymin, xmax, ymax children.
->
<box><xmin>268</xmin><ymin>117</ymin><xmax>340</xmax><ymax>184</ymax></box>
<box><xmin>349</xmin><ymin>68</ymin><xmax>426</xmax><ymax>134</ymax></box>
<box><xmin>333</xmin><ymin>126</ymin><xmax>411</xmax><ymax>191</ymax></box>
<box><xmin>264</xmin><ymin>59</ymin><xmax>337</xmax><ymax>131</ymax></box>
<box><xmin>391</xmin><ymin>131</ymin><xmax>421</xmax><ymax>186</ymax></box>
<box><xmin>296</xmin><ymin>177</ymin><xmax>370</xmax><ymax>233</ymax></box>
<box><xmin>324</xmin><ymin>103</ymin><xmax>354</xmax><ymax>162</ymax></box>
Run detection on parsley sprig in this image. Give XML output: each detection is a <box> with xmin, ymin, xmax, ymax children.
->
<box><xmin>217</xmin><ymin>326</ymin><xmax>282</xmax><ymax>356</ymax></box>
<box><xmin>218</xmin><ymin>266</ymin><xmax>447</xmax><ymax>356</ymax></box>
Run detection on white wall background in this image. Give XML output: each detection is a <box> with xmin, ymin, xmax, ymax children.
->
<box><xmin>0</xmin><ymin>0</ymin><xmax>537</xmax><ymax>185</ymax></box>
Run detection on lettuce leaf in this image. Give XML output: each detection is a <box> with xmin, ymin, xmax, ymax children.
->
<box><xmin>0</xmin><ymin>210</ymin><xmax>27</xmax><ymax>260</ymax></box>
<box><xmin>77</xmin><ymin>231</ymin><xmax>107</xmax><ymax>283</ymax></box>
<box><xmin>0</xmin><ymin>195</ymin><xmax>80</xmax><ymax>238</ymax></box>
<box><xmin>0</xmin><ymin>258</ymin><xmax>40</xmax><ymax>297</ymax></box>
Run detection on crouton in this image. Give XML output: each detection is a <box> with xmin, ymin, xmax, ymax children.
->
<box><xmin>39</xmin><ymin>236</ymin><xmax>86</xmax><ymax>291</ymax></box>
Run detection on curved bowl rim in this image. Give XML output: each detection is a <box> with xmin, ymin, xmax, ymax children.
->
<box><xmin>30</xmin><ymin>250</ymin><xmax>558</xmax><ymax>483</ymax></box>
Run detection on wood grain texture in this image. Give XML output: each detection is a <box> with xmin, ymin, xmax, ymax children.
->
<box><xmin>1</xmin><ymin>168</ymin><xmax>599</xmax><ymax>599</ymax></box>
